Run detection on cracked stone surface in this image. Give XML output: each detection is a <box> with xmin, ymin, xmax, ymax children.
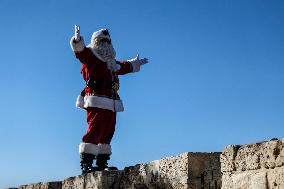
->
<box><xmin>221</xmin><ymin>138</ymin><xmax>284</xmax><ymax>189</ymax></box>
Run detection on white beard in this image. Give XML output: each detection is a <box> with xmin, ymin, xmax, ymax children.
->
<box><xmin>90</xmin><ymin>40</ymin><xmax>119</xmax><ymax>72</ymax></box>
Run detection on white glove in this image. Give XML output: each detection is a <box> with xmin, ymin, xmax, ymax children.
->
<box><xmin>128</xmin><ymin>54</ymin><xmax>149</xmax><ymax>65</ymax></box>
<box><xmin>74</xmin><ymin>25</ymin><xmax>81</xmax><ymax>42</ymax></box>
<box><xmin>128</xmin><ymin>54</ymin><xmax>149</xmax><ymax>72</ymax></box>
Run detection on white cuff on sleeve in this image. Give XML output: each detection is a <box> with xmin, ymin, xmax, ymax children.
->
<box><xmin>70</xmin><ymin>36</ymin><xmax>85</xmax><ymax>52</ymax></box>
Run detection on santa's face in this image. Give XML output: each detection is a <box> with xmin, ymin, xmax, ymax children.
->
<box><xmin>99</xmin><ymin>38</ymin><xmax>111</xmax><ymax>44</ymax></box>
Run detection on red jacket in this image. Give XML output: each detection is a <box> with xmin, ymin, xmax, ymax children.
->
<box><xmin>71</xmin><ymin>37</ymin><xmax>136</xmax><ymax>112</ymax></box>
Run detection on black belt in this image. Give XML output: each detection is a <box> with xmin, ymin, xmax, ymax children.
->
<box><xmin>87</xmin><ymin>77</ymin><xmax>117</xmax><ymax>90</ymax></box>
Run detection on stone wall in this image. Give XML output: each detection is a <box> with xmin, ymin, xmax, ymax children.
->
<box><xmin>7</xmin><ymin>138</ymin><xmax>284</xmax><ymax>189</ymax></box>
<box><xmin>62</xmin><ymin>152</ymin><xmax>221</xmax><ymax>189</ymax></box>
<box><xmin>220</xmin><ymin>138</ymin><xmax>284</xmax><ymax>189</ymax></box>
<box><xmin>16</xmin><ymin>152</ymin><xmax>221</xmax><ymax>189</ymax></box>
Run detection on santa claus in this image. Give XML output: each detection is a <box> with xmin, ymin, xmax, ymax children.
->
<box><xmin>70</xmin><ymin>25</ymin><xmax>148</xmax><ymax>174</ymax></box>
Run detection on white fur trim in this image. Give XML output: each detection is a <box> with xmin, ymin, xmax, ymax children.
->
<box><xmin>79</xmin><ymin>143</ymin><xmax>98</xmax><ymax>155</ymax></box>
<box><xmin>130</xmin><ymin>61</ymin><xmax>141</xmax><ymax>72</ymax></box>
<box><xmin>98</xmin><ymin>143</ymin><xmax>112</xmax><ymax>155</ymax></box>
<box><xmin>70</xmin><ymin>36</ymin><xmax>85</xmax><ymax>52</ymax></box>
<box><xmin>91</xmin><ymin>29</ymin><xmax>111</xmax><ymax>41</ymax></box>
<box><xmin>75</xmin><ymin>95</ymin><xmax>84</xmax><ymax>109</ymax></box>
<box><xmin>76</xmin><ymin>95</ymin><xmax>124</xmax><ymax>112</ymax></box>
<box><xmin>84</xmin><ymin>95</ymin><xmax>124</xmax><ymax>112</ymax></box>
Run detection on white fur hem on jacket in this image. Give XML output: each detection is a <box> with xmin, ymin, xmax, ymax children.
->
<box><xmin>98</xmin><ymin>143</ymin><xmax>112</xmax><ymax>155</ymax></box>
<box><xmin>76</xmin><ymin>95</ymin><xmax>124</xmax><ymax>112</ymax></box>
<box><xmin>70</xmin><ymin>36</ymin><xmax>85</xmax><ymax>52</ymax></box>
<box><xmin>79</xmin><ymin>143</ymin><xmax>98</xmax><ymax>155</ymax></box>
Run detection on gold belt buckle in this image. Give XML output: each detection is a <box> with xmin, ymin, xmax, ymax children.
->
<box><xmin>112</xmin><ymin>82</ymin><xmax>119</xmax><ymax>93</ymax></box>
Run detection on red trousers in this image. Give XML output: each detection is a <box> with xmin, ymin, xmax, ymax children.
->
<box><xmin>82</xmin><ymin>107</ymin><xmax>116</xmax><ymax>144</ymax></box>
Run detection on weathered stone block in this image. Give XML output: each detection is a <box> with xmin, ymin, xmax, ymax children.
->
<box><xmin>259</xmin><ymin>140</ymin><xmax>281</xmax><ymax>169</ymax></box>
<box><xmin>63</xmin><ymin>171</ymin><xmax>122</xmax><ymax>189</ymax></box>
<box><xmin>275</xmin><ymin>139</ymin><xmax>284</xmax><ymax>167</ymax></box>
<box><xmin>234</xmin><ymin>144</ymin><xmax>261</xmax><ymax>171</ymax></box>
<box><xmin>221</xmin><ymin>138</ymin><xmax>284</xmax><ymax>189</ymax></box>
<box><xmin>222</xmin><ymin>168</ymin><xmax>284</xmax><ymax>189</ymax></box>
<box><xmin>222</xmin><ymin>138</ymin><xmax>284</xmax><ymax>172</ymax></box>
<box><xmin>267</xmin><ymin>167</ymin><xmax>284</xmax><ymax>189</ymax></box>
<box><xmin>220</xmin><ymin>145</ymin><xmax>240</xmax><ymax>172</ymax></box>
<box><xmin>223</xmin><ymin>171</ymin><xmax>268</xmax><ymax>189</ymax></box>
<box><xmin>19</xmin><ymin>182</ymin><xmax>62</xmax><ymax>189</ymax></box>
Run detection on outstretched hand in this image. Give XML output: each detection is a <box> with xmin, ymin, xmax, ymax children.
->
<box><xmin>74</xmin><ymin>25</ymin><xmax>81</xmax><ymax>42</ymax></box>
<box><xmin>132</xmin><ymin>54</ymin><xmax>149</xmax><ymax>65</ymax></box>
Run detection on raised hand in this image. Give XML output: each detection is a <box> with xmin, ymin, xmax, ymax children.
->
<box><xmin>129</xmin><ymin>54</ymin><xmax>149</xmax><ymax>65</ymax></box>
<box><xmin>138</xmin><ymin>57</ymin><xmax>149</xmax><ymax>65</ymax></box>
<box><xmin>74</xmin><ymin>25</ymin><xmax>81</xmax><ymax>42</ymax></box>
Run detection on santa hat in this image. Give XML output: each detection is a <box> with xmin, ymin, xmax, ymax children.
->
<box><xmin>91</xmin><ymin>28</ymin><xmax>111</xmax><ymax>41</ymax></box>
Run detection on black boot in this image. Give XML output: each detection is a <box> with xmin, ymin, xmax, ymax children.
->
<box><xmin>80</xmin><ymin>153</ymin><xmax>96</xmax><ymax>174</ymax></box>
<box><xmin>95</xmin><ymin>154</ymin><xmax>118</xmax><ymax>171</ymax></box>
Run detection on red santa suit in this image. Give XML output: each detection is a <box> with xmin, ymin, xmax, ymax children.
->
<box><xmin>70</xmin><ymin>31</ymin><xmax>141</xmax><ymax>157</ymax></box>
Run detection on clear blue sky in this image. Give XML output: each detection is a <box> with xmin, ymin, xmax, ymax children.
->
<box><xmin>0</xmin><ymin>0</ymin><xmax>283</xmax><ymax>188</ymax></box>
